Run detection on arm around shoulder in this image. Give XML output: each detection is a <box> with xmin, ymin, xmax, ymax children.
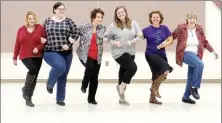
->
<box><xmin>130</xmin><ymin>21</ymin><xmax>144</xmax><ymax>43</ymax></box>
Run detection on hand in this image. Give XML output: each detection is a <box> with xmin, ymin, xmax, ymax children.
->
<box><xmin>68</xmin><ymin>37</ymin><xmax>75</xmax><ymax>44</ymax></box>
<box><xmin>157</xmin><ymin>43</ymin><xmax>165</xmax><ymax>50</ymax></box>
<box><xmin>33</xmin><ymin>48</ymin><xmax>38</xmax><ymax>54</ymax></box>
<box><xmin>126</xmin><ymin>41</ymin><xmax>132</xmax><ymax>46</ymax></box>
<box><xmin>114</xmin><ymin>41</ymin><xmax>122</xmax><ymax>47</ymax></box>
<box><xmin>40</xmin><ymin>37</ymin><xmax>47</xmax><ymax>43</ymax></box>
<box><xmin>62</xmin><ymin>44</ymin><xmax>69</xmax><ymax>50</ymax></box>
<box><xmin>103</xmin><ymin>37</ymin><xmax>108</xmax><ymax>42</ymax></box>
<box><xmin>13</xmin><ymin>60</ymin><xmax>17</xmax><ymax>66</ymax></box>
<box><xmin>213</xmin><ymin>51</ymin><xmax>219</xmax><ymax>60</ymax></box>
<box><xmin>136</xmin><ymin>32</ymin><xmax>143</xmax><ymax>38</ymax></box>
<box><xmin>92</xmin><ymin>22</ymin><xmax>98</xmax><ymax>29</ymax></box>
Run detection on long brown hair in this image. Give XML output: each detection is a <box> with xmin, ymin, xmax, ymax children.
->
<box><xmin>114</xmin><ymin>5</ymin><xmax>132</xmax><ymax>30</ymax></box>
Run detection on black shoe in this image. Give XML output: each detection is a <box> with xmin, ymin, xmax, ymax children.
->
<box><xmin>26</xmin><ymin>98</ymin><xmax>35</xmax><ymax>107</ymax></box>
<box><xmin>191</xmin><ymin>87</ymin><xmax>200</xmax><ymax>100</ymax></box>
<box><xmin>182</xmin><ymin>97</ymin><xmax>196</xmax><ymax>104</ymax></box>
<box><xmin>56</xmin><ymin>101</ymin><xmax>65</xmax><ymax>106</ymax></box>
<box><xmin>88</xmin><ymin>100</ymin><xmax>97</xmax><ymax>105</ymax></box>
<box><xmin>81</xmin><ymin>85</ymin><xmax>86</xmax><ymax>93</ymax></box>
<box><xmin>47</xmin><ymin>86</ymin><xmax>53</xmax><ymax>94</ymax></box>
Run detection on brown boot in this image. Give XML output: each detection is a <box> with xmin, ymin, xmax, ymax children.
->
<box><xmin>149</xmin><ymin>89</ymin><xmax>162</xmax><ymax>105</ymax></box>
<box><xmin>152</xmin><ymin>73</ymin><xmax>167</xmax><ymax>98</ymax></box>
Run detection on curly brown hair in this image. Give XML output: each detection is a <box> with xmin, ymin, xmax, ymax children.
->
<box><xmin>149</xmin><ymin>10</ymin><xmax>164</xmax><ymax>24</ymax></box>
<box><xmin>90</xmin><ymin>8</ymin><xmax>105</xmax><ymax>22</ymax></box>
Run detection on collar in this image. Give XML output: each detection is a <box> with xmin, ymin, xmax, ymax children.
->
<box><xmin>180</xmin><ymin>23</ymin><xmax>201</xmax><ymax>30</ymax></box>
<box><xmin>88</xmin><ymin>23</ymin><xmax>103</xmax><ymax>29</ymax></box>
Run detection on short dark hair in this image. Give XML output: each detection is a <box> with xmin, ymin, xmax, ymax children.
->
<box><xmin>53</xmin><ymin>2</ymin><xmax>65</xmax><ymax>14</ymax></box>
<box><xmin>90</xmin><ymin>8</ymin><xmax>105</xmax><ymax>22</ymax></box>
<box><xmin>149</xmin><ymin>10</ymin><xmax>164</xmax><ymax>24</ymax></box>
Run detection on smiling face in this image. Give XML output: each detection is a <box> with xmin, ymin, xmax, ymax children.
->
<box><xmin>54</xmin><ymin>5</ymin><xmax>66</xmax><ymax>17</ymax></box>
<box><xmin>149</xmin><ymin>10</ymin><xmax>164</xmax><ymax>25</ymax></box>
<box><xmin>25</xmin><ymin>11</ymin><xmax>37</xmax><ymax>27</ymax></box>
<box><xmin>151</xmin><ymin>13</ymin><xmax>161</xmax><ymax>25</ymax></box>
<box><xmin>92</xmin><ymin>13</ymin><xmax>103</xmax><ymax>25</ymax></box>
<box><xmin>187</xmin><ymin>17</ymin><xmax>197</xmax><ymax>25</ymax></box>
<box><xmin>186</xmin><ymin>11</ymin><xmax>198</xmax><ymax>26</ymax></box>
<box><xmin>27</xmin><ymin>15</ymin><xmax>36</xmax><ymax>26</ymax></box>
<box><xmin>114</xmin><ymin>6</ymin><xmax>131</xmax><ymax>29</ymax></box>
<box><xmin>116</xmin><ymin>8</ymin><xmax>126</xmax><ymax>22</ymax></box>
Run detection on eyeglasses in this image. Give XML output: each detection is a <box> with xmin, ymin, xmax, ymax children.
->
<box><xmin>57</xmin><ymin>8</ymin><xmax>66</xmax><ymax>11</ymax></box>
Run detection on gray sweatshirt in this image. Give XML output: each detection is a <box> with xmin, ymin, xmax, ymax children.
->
<box><xmin>103</xmin><ymin>21</ymin><xmax>143</xmax><ymax>59</ymax></box>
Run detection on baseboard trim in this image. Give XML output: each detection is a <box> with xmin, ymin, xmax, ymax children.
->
<box><xmin>1</xmin><ymin>79</ymin><xmax>221</xmax><ymax>83</ymax></box>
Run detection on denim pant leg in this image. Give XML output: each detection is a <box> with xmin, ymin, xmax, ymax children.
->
<box><xmin>183</xmin><ymin>51</ymin><xmax>204</xmax><ymax>98</ymax></box>
<box><xmin>183</xmin><ymin>66</ymin><xmax>194</xmax><ymax>99</ymax></box>
<box><xmin>56</xmin><ymin>53</ymin><xmax>73</xmax><ymax>101</ymax></box>
<box><xmin>43</xmin><ymin>52</ymin><xmax>66</xmax><ymax>88</ymax></box>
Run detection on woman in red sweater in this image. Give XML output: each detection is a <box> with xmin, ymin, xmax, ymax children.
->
<box><xmin>13</xmin><ymin>11</ymin><xmax>47</xmax><ymax>107</ymax></box>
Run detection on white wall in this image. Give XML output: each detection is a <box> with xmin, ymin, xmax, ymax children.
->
<box><xmin>1</xmin><ymin>1</ymin><xmax>221</xmax><ymax>80</ymax></box>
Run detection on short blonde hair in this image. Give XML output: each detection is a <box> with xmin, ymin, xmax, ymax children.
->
<box><xmin>186</xmin><ymin>11</ymin><xmax>197</xmax><ymax>23</ymax></box>
<box><xmin>25</xmin><ymin>11</ymin><xmax>37</xmax><ymax>27</ymax></box>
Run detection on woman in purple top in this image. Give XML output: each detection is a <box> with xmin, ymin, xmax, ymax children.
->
<box><xmin>142</xmin><ymin>10</ymin><xmax>174</xmax><ymax>105</ymax></box>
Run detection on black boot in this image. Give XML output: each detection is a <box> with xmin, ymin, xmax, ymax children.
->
<box><xmin>29</xmin><ymin>81</ymin><xmax>37</xmax><ymax>97</ymax></box>
<box><xmin>22</xmin><ymin>74</ymin><xmax>36</xmax><ymax>100</ymax></box>
<box><xmin>26</xmin><ymin>80</ymin><xmax>37</xmax><ymax>107</ymax></box>
<box><xmin>26</xmin><ymin>97</ymin><xmax>35</xmax><ymax>107</ymax></box>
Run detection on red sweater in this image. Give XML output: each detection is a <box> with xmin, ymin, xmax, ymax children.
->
<box><xmin>13</xmin><ymin>24</ymin><xmax>46</xmax><ymax>60</ymax></box>
<box><xmin>88</xmin><ymin>33</ymin><xmax>98</xmax><ymax>60</ymax></box>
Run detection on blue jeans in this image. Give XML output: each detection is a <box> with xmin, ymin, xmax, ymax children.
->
<box><xmin>183</xmin><ymin>51</ymin><xmax>204</xmax><ymax>99</ymax></box>
<box><xmin>43</xmin><ymin>52</ymin><xmax>73</xmax><ymax>101</ymax></box>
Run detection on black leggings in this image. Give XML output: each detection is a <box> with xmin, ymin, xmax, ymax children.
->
<box><xmin>145</xmin><ymin>54</ymin><xmax>173</xmax><ymax>81</ymax></box>
<box><xmin>118</xmin><ymin>55</ymin><xmax>135</xmax><ymax>85</ymax></box>
<box><xmin>115</xmin><ymin>53</ymin><xmax>137</xmax><ymax>84</ymax></box>
<box><xmin>22</xmin><ymin>57</ymin><xmax>43</xmax><ymax>82</ymax></box>
<box><xmin>80</xmin><ymin>57</ymin><xmax>101</xmax><ymax>101</ymax></box>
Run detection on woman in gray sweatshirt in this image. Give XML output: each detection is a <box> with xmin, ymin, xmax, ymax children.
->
<box><xmin>103</xmin><ymin>5</ymin><xmax>143</xmax><ymax>105</ymax></box>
